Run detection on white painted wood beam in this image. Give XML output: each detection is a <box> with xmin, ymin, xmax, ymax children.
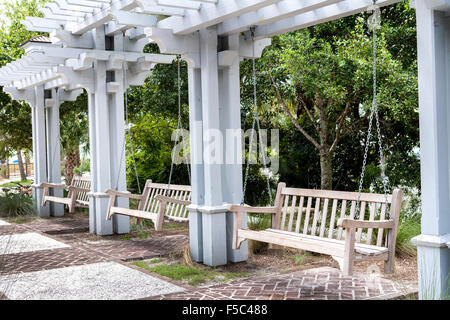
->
<box><xmin>251</xmin><ymin>0</ymin><xmax>400</xmax><ymax>39</ymax></box>
<box><xmin>155</xmin><ymin>0</ymin><xmax>201</xmax><ymax>10</ymax></box>
<box><xmin>136</xmin><ymin>0</ymin><xmax>186</xmax><ymax>16</ymax></box>
<box><xmin>217</xmin><ymin>0</ymin><xmax>343</xmax><ymax>35</ymax></box>
<box><xmin>27</xmin><ymin>46</ymin><xmax>174</xmax><ymax>64</ymax></box>
<box><xmin>67</xmin><ymin>0</ymin><xmax>140</xmax><ymax>35</ymax></box>
<box><xmin>21</xmin><ymin>16</ymin><xmax>65</xmax><ymax>33</ymax></box>
<box><xmin>111</xmin><ymin>10</ymin><xmax>158</xmax><ymax>27</ymax></box>
<box><xmin>157</xmin><ymin>0</ymin><xmax>282</xmax><ymax>35</ymax></box>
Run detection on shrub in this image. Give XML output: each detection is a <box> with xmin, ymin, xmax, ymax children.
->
<box><xmin>0</xmin><ymin>167</ymin><xmax>7</xmax><ymax>178</ymax></box>
<box><xmin>396</xmin><ymin>189</ymin><xmax>422</xmax><ymax>257</ymax></box>
<box><xmin>0</xmin><ymin>189</ymin><xmax>37</xmax><ymax>218</ymax></box>
<box><xmin>247</xmin><ymin>214</ymin><xmax>272</xmax><ymax>253</ymax></box>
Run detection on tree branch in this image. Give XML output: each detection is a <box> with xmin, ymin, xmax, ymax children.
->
<box><xmin>271</xmin><ymin>76</ymin><xmax>321</xmax><ymax>150</ymax></box>
<box><xmin>329</xmin><ymin>99</ymin><xmax>353</xmax><ymax>154</ymax></box>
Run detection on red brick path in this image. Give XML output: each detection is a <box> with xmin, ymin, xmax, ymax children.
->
<box><xmin>0</xmin><ymin>217</ymin><xmax>417</xmax><ymax>300</ymax></box>
<box><xmin>150</xmin><ymin>267</ymin><xmax>417</xmax><ymax>300</ymax></box>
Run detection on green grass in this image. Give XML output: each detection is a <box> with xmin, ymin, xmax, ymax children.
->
<box><xmin>131</xmin><ymin>262</ymin><xmax>249</xmax><ymax>286</ymax></box>
<box><xmin>286</xmin><ymin>253</ymin><xmax>313</xmax><ymax>265</ymax></box>
<box><xmin>0</xmin><ymin>190</ymin><xmax>36</xmax><ymax>218</ymax></box>
<box><xmin>149</xmin><ymin>258</ymin><xmax>163</xmax><ymax>264</ymax></box>
<box><xmin>137</xmin><ymin>231</ymin><xmax>149</xmax><ymax>239</ymax></box>
<box><xmin>396</xmin><ymin>213</ymin><xmax>421</xmax><ymax>257</ymax></box>
<box><xmin>0</xmin><ymin>179</ymin><xmax>32</xmax><ymax>187</ymax></box>
<box><xmin>120</xmin><ymin>235</ymin><xmax>131</xmax><ymax>241</ymax></box>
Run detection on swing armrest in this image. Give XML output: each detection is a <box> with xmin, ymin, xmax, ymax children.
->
<box><xmin>40</xmin><ymin>183</ymin><xmax>68</xmax><ymax>190</ymax></box>
<box><xmin>105</xmin><ymin>189</ymin><xmax>144</xmax><ymax>201</ymax></box>
<box><xmin>337</xmin><ymin>218</ymin><xmax>395</xmax><ymax>229</ymax></box>
<box><xmin>68</xmin><ymin>186</ymin><xmax>90</xmax><ymax>194</ymax></box>
<box><xmin>227</xmin><ymin>204</ymin><xmax>278</xmax><ymax>214</ymax></box>
<box><xmin>154</xmin><ymin>195</ymin><xmax>191</xmax><ymax>206</ymax></box>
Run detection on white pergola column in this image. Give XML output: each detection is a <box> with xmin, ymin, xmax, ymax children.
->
<box><xmin>219</xmin><ymin>34</ymin><xmax>248</xmax><ymax>263</ymax></box>
<box><xmin>187</xmin><ymin>65</ymin><xmax>205</xmax><ymax>262</ymax></box>
<box><xmin>109</xmin><ymin>34</ymin><xmax>130</xmax><ymax>234</ymax></box>
<box><xmin>88</xmin><ymin>26</ymin><xmax>129</xmax><ymax>235</ymax></box>
<box><xmin>412</xmin><ymin>0</ymin><xmax>450</xmax><ymax>300</ymax></box>
<box><xmin>32</xmin><ymin>85</ymin><xmax>50</xmax><ymax>217</ymax></box>
<box><xmin>45</xmin><ymin>88</ymin><xmax>64</xmax><ymax>217</ymax></box>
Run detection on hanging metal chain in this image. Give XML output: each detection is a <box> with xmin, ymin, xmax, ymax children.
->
<box><xmin>242</xmin><ymin>27</ymin><xmax>273</xmax><ymax>205</ymax></box>
<box><xmin>355</xmin><ymin>1</ymin><xmax>389</xmax><ymax>219</ymax></box>
<box><xmin>166</xmin><ymin>55</ymin><xmax>191</xmax><ymax>195</ymax></box>
<box><xmin>116</xmin><ymin>34</ymin><xmax>141</xmax><ymax>193</ymax></box>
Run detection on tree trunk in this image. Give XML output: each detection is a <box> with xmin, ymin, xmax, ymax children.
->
<box><xmin>24</xmin><ymin>152</ymin><xmax>30</xmax><ymax>177</ymax></box>
<box><xmin>17</xmin><ymin>150</ymin><xmax>27</xmax><ymax>181</ymax></box>
<box><xmin>64</xmin><ymin>148</ymin><xmax>80</xmax><ymax>185</ymax></box>
<box><xmin>320</xmin><ymin>151</ymin><xmax>333</xmax><ymax>190</ymax></box>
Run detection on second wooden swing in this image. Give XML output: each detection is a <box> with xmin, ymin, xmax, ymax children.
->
<box><xmin>228</xmin><ymin>5</ymin><xmax>403</xmax><ymax>276</ymax></box>
<box><xmin>106</xmin><ymin>55</ymin><xmax>192</xmax><ymax>231</ymax></box>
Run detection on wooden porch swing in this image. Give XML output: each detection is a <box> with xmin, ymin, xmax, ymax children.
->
<box><xmin>106</xmin><ymin>54</ymin><xmax>191</xmax><ymax>231</ymax></box>
<box><xmin>228</xmin><ymin>8</ymin><xmax>403</xmax><ymax>276</ymax></box>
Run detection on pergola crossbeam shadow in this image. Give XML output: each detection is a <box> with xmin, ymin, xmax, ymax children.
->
<box><xmin>0</xmin><ymin>0</ymin><xmax>448</xmax><ymax>299</ymax></box>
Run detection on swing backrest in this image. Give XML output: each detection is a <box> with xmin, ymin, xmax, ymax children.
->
<box><xmin>139</xmin><ymin>180</ymin><xmax>192</xmax><ymax>222</ymax></box>
<box><xmin>71</xmin><ymin>175</ymin><xmax>91</xmax><ymax>203</ymax></box>
<box><xmin>273</xmin><ymin>185</ymin><xmax>403</xmax><ymax>248</ymax></box>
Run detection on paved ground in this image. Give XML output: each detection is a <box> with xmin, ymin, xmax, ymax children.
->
<box><xmin>150</xmin><ymin>267</ymin><xmax>416</xmax><ymax>300</ymax></box>
<box><xmin>0</xmin><ymin>216</ymin><xmax>417</xmax><ymax>300</ymax></box>
<box><xmin>1</xmin><ymin>261</ymin><xmax>184</xmax><ymax>300</ymax></box>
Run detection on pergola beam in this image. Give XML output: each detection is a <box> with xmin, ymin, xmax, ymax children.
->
<box><xmin>251</xmin><ymin>0</ymin><xmax>398</xmax><ymax>39</ymax></box>
<box><xmin>217</xmin><ymin>0</ymin><xmax>343</xmax><ymax>35</ymax></box>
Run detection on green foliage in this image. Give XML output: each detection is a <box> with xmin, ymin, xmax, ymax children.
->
<box><xmin>73</xmin><ymin>158</ymin><xmax>90</xmax><ymax>175</ymax></box>
<box><xmin>0</xmin><ymin>167</ymin><xmax>7</xmax><ymax>178</ymax></box>
<box><xmin>286</xmin><ymin>253</ymin><xmax>313</xmax><ymax>265</ymax></box>
<box><xmin>125</xmin><ymin>114</ymin><xmax>190</xmax><ymax>190</ymax></box>
<box><xmin>59</xmin><ymin>92</ymin><xmax>89</xmax><ymax>160</ymax></box>
<box><xmin>0</xmin><ymin>179</ymin><xmax>32</xmax><ymax>187</ymax></box>
<box><xmin>396</xmin><ymin>213</ymin><xmax>421</xmax><ymax>257</ymax></box>
<box><xmin>0</xmin><ymin>0</ymin><xmax>47</xmax><ymax>159</ymax></box>
<box><xmin>396</xmin><ymin>189</ymin><xmax>422</xmax><ymax>257</ymax></box>
<box><xmin>0</xmin><ymin>189</ymin><xmax>36</xmax><ymax>218</ymax></box>
<box><xmin>241</xmin><ymin>1</ymin><xmax>419</xmax><ymax>195</ymax></box>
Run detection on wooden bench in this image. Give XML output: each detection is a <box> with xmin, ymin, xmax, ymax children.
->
<box><xmin>229</xmin><ymin>183</ymin><xmax>403</xmax><ymax>276</ymax></box>
<box><xmin>105</xmin><ymin>180</ymin><xmax>191</xmax><ymax>231</ymax></box>
<box><xmin>41</xmin><ymin>175</ymin><xmax>91</xmax><ymax>213</ymax></box>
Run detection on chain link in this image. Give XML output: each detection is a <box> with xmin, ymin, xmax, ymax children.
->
<box><xmin>355</xmin><ymin>2</ymin><xmax>389</xmax><ymax>219</ymax></box>
<box><xmin>116</xmin><ymin>34</ymin><xmax>141</xmax><ymax>193</ymax></box>
<box><xmin>242</xmin><ymin>27</ymin><xmax>273</xmax><ymax>205</ymax></box>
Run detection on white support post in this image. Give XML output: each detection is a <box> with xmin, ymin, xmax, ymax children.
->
<box><xmin>198</xmin><ymin>27</ymin><xmax>227</xmax><ymax>266</ymax></box>
<box><xmin>88</xmin><ymin>26</ymin><xmax>114</xmax><ymax>235</ymax></box>
<box><xmin>32</xmin><ymin>85</ymin><xmax>50</xmax><ymax>217</ymax></box>
<box><xmin>45</xmin><ymin>88</ymin><xmax>64</xmax><ymax>216</ymax></box>
<box><xmin>87</xmin><ymin>27</ymin><xmax>130</xmax><ymax>235</ymax></box>
<box><xmin>109</xmin><ymin>33</ymin><xmax>130</xmax><ymax>234</ymax></box>
<box><xmin>412</xmin><ymin>0</ymin><xmax>450</xmax><ymax>300</ymax></box>
<box><xmin>219</xmin><ymin>34</ymin><xmax>248</xmax><ymax>263</ymax></box>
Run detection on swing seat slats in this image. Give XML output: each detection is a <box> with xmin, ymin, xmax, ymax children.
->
<box><xmin>106</xmin><ymin>180</ymin><xmax>191</xmax><ymax>231</ymax></box>
<box><xmin>41</xmin><ymin>175</ymin><xmax>91</xmax><ymax>213</ymax></box>
<box><xmin>230</xmin><ymin>182</ymin><xmax>402</xmax><ymax>276</ymax></box>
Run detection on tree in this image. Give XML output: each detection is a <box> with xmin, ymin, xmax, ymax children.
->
<box><xmin>242</xmin><ymin>11</ymin><xmax>418</xmax><ymax>192</ymax></box>
<box><xmin>59</xmin><ymin>93</ymin><xmax>89</xmax><ymax>184</ymax></box>
<box><xmin>0</xmin><ymin>0</ymin><xmax>46</xmax><ymax>180</ymax></box>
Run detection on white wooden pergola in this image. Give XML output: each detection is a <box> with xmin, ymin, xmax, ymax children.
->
<box><xmin>0</xmin><ymin>0</ymin><xmax>449</xmax><ymax>299</ymax></box>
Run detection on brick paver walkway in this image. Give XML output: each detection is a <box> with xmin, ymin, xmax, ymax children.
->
<box><xmin>86</xmin><ymin>235</ymin><xmax>188</xmax><ymax>261</ymax></box>
<box><xmin>28</xmin><ymin>218</ymin><xmax>89</xmax><ymax>234</ymax></box>
<box><xmin>0</xmin><ymin>217</ymin><xmax>417</xmax><ymax>300</ymax></box>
